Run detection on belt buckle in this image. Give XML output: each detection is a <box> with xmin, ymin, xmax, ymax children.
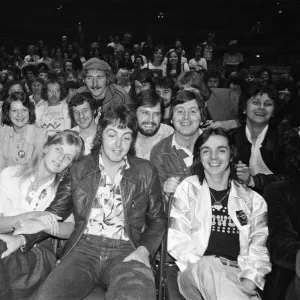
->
<box><xmin>218</xmin><ymin>256</ymin><xmax>238</xmax><ymax>268</ymax></box>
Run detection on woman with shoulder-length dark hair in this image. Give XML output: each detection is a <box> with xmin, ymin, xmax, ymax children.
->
<box><xmin>118</xmin><ymin>49</ymin><xmax>135</xmax><ymax>72</ymax></box>
<box><xmin>50</xmin><ymin>47</ymin><xmax>66</xmax><ymax>72</ymax></box>
<box><xmin>0</xmin><ymin>129</ymin><xmax>85</xmax><ymax>300</ymax></box>
<box><xmin>142</xmin><ymin>45</ymin><xmax>166</xmax><ymax>78</ymax></box>
<box><xmin>231</xmin><ymin>81</ymin><xmax>300</xmax><ymax>194</ymax></box>
<box><xmin>0</xmin><ymin>92</ymin><xmax>48</xmax><ymax>172</ymax></box>
<box><xmin>168</xmin><ymin>127</ymin><xmax>271</xmax><ymax>300</ymax></box>
<box><xmin>166</xmin><ymin>49</ymin><xmax>189</xmax><ymax>81</ymax></box>
<box><xmin>133</xmin><ymin>55</ymin><xmax>144</xmax><ymax>70</ymax></box>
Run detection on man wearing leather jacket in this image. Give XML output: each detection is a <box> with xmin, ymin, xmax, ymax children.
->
<box><xmin>20</xmin><ymin>104</ymin><xmax>167</xmax><ymax>300</ymax></box>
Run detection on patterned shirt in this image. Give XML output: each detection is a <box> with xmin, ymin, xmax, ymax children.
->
<box><xmin>85</xmin><ymin>153</ymin><xmax>130</xmax><ymax>240</ymax></box>
<box><xmin>37</xmin><ymin>104</ymin><xmax>66</xmax><ymax>137</ymax></box>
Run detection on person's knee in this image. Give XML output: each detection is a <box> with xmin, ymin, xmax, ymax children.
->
<box><xmin>106</xmin><ymin>260</ymin><xmax>156</xmax><ymax>300</ymax></box>
<box><xmin>125</xmin><ymin>260</ymin><xmax>154</xmax><ymax>276</ymax></box>
<box><xmin>111</xmin><ymin>260</ymin><xmax>155</xmax><ymax>283</ymax></box>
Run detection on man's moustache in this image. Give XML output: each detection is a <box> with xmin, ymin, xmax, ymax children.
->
<box><xmin>142</xmin><ymin>122</ymin><xmax>156</xmax><ymax>126</ymax></box>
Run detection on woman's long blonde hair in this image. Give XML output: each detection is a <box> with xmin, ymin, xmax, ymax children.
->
<box><xmin>16</xmin><ymin>130</ymin><xmax>85</xmax><ymax>189</ymax></box>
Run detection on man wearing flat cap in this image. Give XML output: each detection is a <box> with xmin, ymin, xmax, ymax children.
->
<box><xmin>70</xmin><ymin>58</ymin><xmax>130</xmax><ymax>113</ymax></box>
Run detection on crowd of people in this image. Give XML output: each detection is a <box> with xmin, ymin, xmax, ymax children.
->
<box><xmin>0</xmin><ymin>29</ymin><xmax>300</xmax><ymax>300</ymax></box>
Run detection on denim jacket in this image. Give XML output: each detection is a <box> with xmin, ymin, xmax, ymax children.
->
<box><xmin>150</xmin><ymin>134</ymin><xmax>192</xmax><ymax>187</ymax></box>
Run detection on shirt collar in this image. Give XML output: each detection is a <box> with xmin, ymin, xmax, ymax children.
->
<box><xmin>171</xmin><ymin>129</ymin><xmax>202</xmax><ymax>156</ymax></box>
<box><xmin>245</xmin><ymin>124</ymin><xmax>269</xmax><ymax>145</ymax></box>
<box><xmin>28</xmin><ymin>174</ymin><xmax>56</xmax><ymax>190</ymax></box>
<box><xmin>98</xmin><ymin>150</ymin><xmax>130</xmax><ymax>173</ymax></box>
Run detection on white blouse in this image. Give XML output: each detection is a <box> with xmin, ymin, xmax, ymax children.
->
<box><xmin>245</xmin><ymin>125</ymin><xmax>273</xmax><ymax>176</ymax></box>
<box><xmin>0</xmin><ymin>166</ymin><xmax>74</xmax><ymax>222</ymax></box>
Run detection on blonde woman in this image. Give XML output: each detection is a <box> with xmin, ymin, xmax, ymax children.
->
<box><xmin>0</xmin><ymin>130</ymin><xmax>84</xmax><ymax>300</ymax></box>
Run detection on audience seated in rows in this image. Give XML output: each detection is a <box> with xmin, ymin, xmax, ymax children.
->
<box><xmin>0</xmin><ymin>30</ymin><xmax>300</xmax><ymax>300</ymax></box>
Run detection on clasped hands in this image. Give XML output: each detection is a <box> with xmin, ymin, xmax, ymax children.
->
<box><xmin>0</xmin><ymin>212</ymin><xmax>61</xmax><ymax>259</ymax></box>
<box><xmin>236</xmin><ymin>160</ymin><xmax>252</xmax><ymax>186</ymax></box>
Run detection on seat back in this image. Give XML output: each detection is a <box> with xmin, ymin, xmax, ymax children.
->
<box><xmin>157</xmin><ymin>193</ymin><xmax>173</xmax><ymax>300</ymax></box>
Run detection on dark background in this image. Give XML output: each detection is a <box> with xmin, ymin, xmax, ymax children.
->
<box><xmin>1</xmin><ymin>0</ymin><xmax>299</xmax><ymax>65</ymax></box>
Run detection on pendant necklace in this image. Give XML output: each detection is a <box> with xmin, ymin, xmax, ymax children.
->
<box><xmin>28</xmin><ymin>176</ymin><xmax>49</xmax><ymax>210</ymax></box>
<box><xmin>29</xmin><ymin>180</ymin><xmax>40</xmax><ymax>199</ymax></box>
<box><xmin>16</xmin><ymin>139</ymin><xmax>26</xmax><ymax>158</ymax></box>
<box><xmin>17</xmin><ymin>148</ymin><xmax>26</xmax><ymax>158</ymax></box>
<box><xmin>209</xmin><ymin>189</ymin><xmax>230</xmax><ymax>211</ymax></box>
<box><xmin>13</xmin><ymin>125</ymin><xmax>28</xmax><ymax>159</ymax></box>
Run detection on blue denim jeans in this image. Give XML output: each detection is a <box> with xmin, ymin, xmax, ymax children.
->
<box><xmin>0</xmin><ymin>238</ymin><xmax>56</xmax><ymax>300</ymax></box>
<box><xmin>34</xmin><ymin>234</ymin><xmax>156</xmax><ymax>300</ymax></box>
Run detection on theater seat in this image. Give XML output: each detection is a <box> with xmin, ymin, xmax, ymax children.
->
<box><xmin>165</xmin><ymin>265</ymin><xmax>185</xmax><ymax>300</ymax></box>
<box><xmin>83</xmin><ymin>286</ymin><xmax>106</xmax><ymax>300</ymax></box>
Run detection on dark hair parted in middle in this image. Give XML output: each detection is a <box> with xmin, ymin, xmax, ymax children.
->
<box><xmin>192</xmin><ymin>127</ymin><xmax>240</xmax><ymax>186</ymax></box>
<box><xmin>238</xmin><ymin>81</ymin><xmax>278</xmax><ymax>124</ymax></box>
<box><xmin>166</xmin><ymin>49</ymin><xmax>182</xmax><ymax>78</ymax></box>
<box><xmin>91</xmin><ymin>105</ymin><xmax>138</xmax><ymax>156</ymax></box>
<box><xmin>2</xmin><ymin>92</ymin><xmax>36</xmax><ymax>125</ymax></box>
